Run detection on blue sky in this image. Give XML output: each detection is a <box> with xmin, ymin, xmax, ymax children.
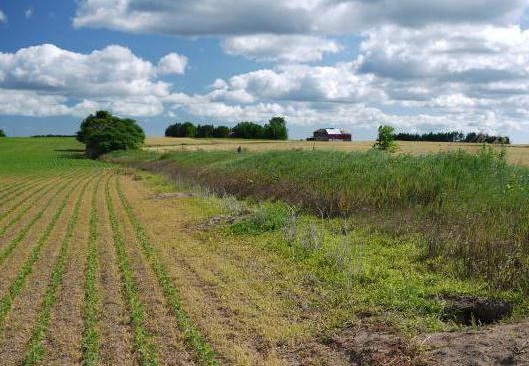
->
<box><xmin>1</xmin><ymin>1</ymin><xmax>529</xmax><ymax>141</ymax></box>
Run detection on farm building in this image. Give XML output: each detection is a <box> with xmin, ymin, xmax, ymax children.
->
<box><xmin>310</xmin><ymin>128</ymin><xmax>352</xmax><ymax>142</ymax></box>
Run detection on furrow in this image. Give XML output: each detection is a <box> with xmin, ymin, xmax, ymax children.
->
<box><xmin>105</xmin><ymin>175</ymin><xmax>158</xmax><ymax>366</ymax></box>
<box><xmin>116</xmin><ymin>176</ymin><xmax>218</xmax><ymax>366</ymax></box>
<box><xmin>0</xmin><ymin>177</ymin><xmax>49</xmax><ymax>206</ymax></box>
<box><xmin>0</xmin><ymin>176</ymin><xmax>85</xmax><ymax>325</ymax></box>
<box><xmin>110</xmin><ymin>177</ymin><xmax>194</xmax><ymax>366</ymax></box>
<box><xmin>0</xmin><ymin>171</ymin><xmax>89</xmax><ymax>266</ymax></box>
<box><xmin>22</xmin><ymin>175</ymin><xmax>95</xmax><ymax>365</ymax></box>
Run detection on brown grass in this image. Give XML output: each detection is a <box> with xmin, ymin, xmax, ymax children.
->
<box><xmin>144</xmin><ymin>137</ymin><xmax>529</xmax><ymax>167</ymax></box>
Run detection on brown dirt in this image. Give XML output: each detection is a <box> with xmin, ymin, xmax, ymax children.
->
<box><xmin>40</xmin><ymin>176</ymin><xmax>100</xmax><ymax>365</ymax></box>
<box><xmin>0</xmin><ymin>177</ymin><xmax>90</xmax><ymax>365</ymax></box>
<box><xmin>109</xmin><ymin>176</ymin><xmax>194</xmax><ymax>365</ymax></box>
<box><xmin>94</xmin><ymin>174</ymin><xmax>136</xmax><ymax>366</ymax></box>
<box><xmin>422</xmin><ymin>321</ymin><xmax>529</xmax><ymax>366</ymax></box>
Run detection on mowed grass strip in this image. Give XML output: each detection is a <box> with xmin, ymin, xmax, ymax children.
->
<box><xmin>116</xmin><ymin>178</ymin><xmax>218</xmax><ymax>366</ymax></box>
<box><xmin>0</xmin><ymin>176</ymin><xmax>85</xmax><ymax>326</ymax></box>
<box><xmin>105</xmin><ymin>175</ymin><xmax>158</xmax><ymax>366</ymax></box>
<box><xmin>0</xmin><ymin>172</ymin><xmax>79</xmax><ymax>236</ymax></box>
<box><xmin>81</xmin><ymin>175</ymin><xmax>102</xmax><ymax>366</ymax></box>
<box><xmin>22</xmin><ymin>175</ymin><xmax>96</xmax><ymax>365</ymax></box>
<box><xmin>0</xmin><ymin>172</ymin><xmax>90</xmax><ymax>266</ymax></box>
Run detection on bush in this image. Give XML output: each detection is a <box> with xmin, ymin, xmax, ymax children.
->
<box><xmin>0</xmin><ymin>129</ymin><xmax>5</xmax><ymax>138</ymax></box>
<box><xmin>263</xmin><ymin>117</ymin><xmax>288</xmax><ymax>140</ymax></box>
<box><xmin>77</xmin><ymin>111</ymin><xmax>145</xmax><ymax>159</ymax></box>
<box><xmin>373</xmin><ymin>125</ymin><xmax>397</xmax><ymax>152</ymax></box>
<box><xmin>232</xmin><ymin>121</ymin><xmax>264</xmax><ymax>139</ymax></box>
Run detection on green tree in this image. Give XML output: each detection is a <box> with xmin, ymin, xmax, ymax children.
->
<box><xmin>0</xmin><ymin>129</ymin><xmax>5</xmax><ymax>138</ymax></box>
<box><xmin>196</xmin><ymin>124</ymin><xmax>215</xmax><ymax>138</ymax></box>
<box><xmin>373</xmin><ymin>125</ymin><xmax>397</xmax><ymax>152</ymax></box>
<box><xmin>232</xmin><ymin>121</ymin><xmax>264</xmax><ymax>139</ymax></box>
<box><xmin>181</xmin><ymin>122</ymin><xmax>196</xmax><ymax>137</ymax></box>
<box><xmin>212</xmin><ymin>125</ymin><xmax>231</xmax><ymax>138</ymax></box>
<box><xmin>165</xmin><ymin>123</ymin><xmax>183</xmax><ymax>137</ymax></box>
<box><xmin>77</xmin><ymin>111</ymin><xmax>145</xmax><ymax>159</ymax></box>
<box><xmin>263</xmin><ymin>117</ymin><xmax>288</xmax><ymax>140</ymax></box>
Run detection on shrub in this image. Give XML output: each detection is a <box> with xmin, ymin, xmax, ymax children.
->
<box><xmin>0</xmin><ymin>129</ymin><xmax>5</xmax><ymax>138</ymax></box>
<box><xmin>373</xmin><ymin>125</ymin><xmax>397</xmax><ymax>152</ymax></box>
<box><xmin>77</xmin><ymin>111</ymin><xmax>145</xmax><ymax>159</ymax></box>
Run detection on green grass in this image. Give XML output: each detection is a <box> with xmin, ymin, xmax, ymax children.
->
<box><xmin>107</xmin><ymin>147</ymin><xmax>529</xmax><ymax>296</ymax></box>
<box><xmin>23</xmin><ymin>176</ymin><xmax>95</xmax><ymax>365</ymax></box>
<box><xmin>116</xmin><ymin>177</ymin><xmax>218</xmax><ymax>366</ymax></box>
<box><xmin>105</xmin><ymin>176</ymin><xmax>158</xmax><ymax>366</ymax></box>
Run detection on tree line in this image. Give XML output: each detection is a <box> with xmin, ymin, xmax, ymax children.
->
<box><xmin>395</xmin><ymin>131</ymin><xmax>510</xmax><ymax>144</ymax></box>
<box><xmin>165</xmin><ymin>117</ymin><xmax>288</xmax><ymax>140</ymax></box>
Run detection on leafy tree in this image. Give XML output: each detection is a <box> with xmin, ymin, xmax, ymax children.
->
<box><xmin>77</xmin><ymin>110</ymin><xmax>145</xmax><ymax>159</ymax></box>
<box><xmin>165</xmin><ymin>123</ymin><xmax>183</xmax><ymax>137</ymax></box>
<box><xmin>0</xmin><ymin>129</ymin><xmax>5</xmax><ymax>138</ymax></box>
<box><xmin>212</xmin><ymin>125</ymin><xmax>231</xmax><ymax>138</ymax></box>
<box><xmin>263</xmin><ymin>117</ymin><xmax>288</xmax><ymax>140</ymax></box>
<box><xmin>373</xmin><ymin>125</ymin><xmax>397</xmax><ymax>152</ymax></box>
<box><xmin>232</xmin><ymin>121</ymin><xmax>264</xmax><ymax>139</ymax></box>
<box><xmin>181</xmin><ymin>122</ymin><xmax>196</xmax><ymax>137</ymax></box>
<box><xmin>196</xmin><ymin>124</ymin><xmax>215</xmax><ymax>138</ymax></box>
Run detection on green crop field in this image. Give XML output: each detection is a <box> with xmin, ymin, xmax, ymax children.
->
<box><xmin>1</xmin><ymin>137</ymin><xmax>528</xmax><ymax>365</ymax></box>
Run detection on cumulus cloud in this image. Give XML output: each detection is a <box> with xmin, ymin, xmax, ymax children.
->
<box><xmin>0</xmin><ymin>44</ymin><xmax>186</xmax><ymax>117</ymax></box>
<box><xmin>73</xmin><ymin>0</ymin><xmax>529</xmax><ymax>35</ymax></box>
<box><xmin>222</xmin><ymin>34</ymin><xmax>342</xmax><ymax>63</ymax></box>
<box><xmin>157</xmin><ymin>53</ymin><xmax>188</xmax><ymax>75</ymax></box>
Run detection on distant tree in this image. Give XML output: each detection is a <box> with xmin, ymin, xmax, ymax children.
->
<box><xmin>212</xmin><ymin>125</ymin><xmax>231</xmax><ymax>138</ymax></box>
<box><xmin>181</xmin><ymin>122</ymin><xmax>196</xmax><ymax>137</ymax></box>
<box><xmin>77</xmin><ymin>110</ymin><xmax>145</xmax><ymax>159</ymax></box>
<box><xmin>232</xmin><ymin>121</ymin><xmax>264</xmax><ymax>139</ymax></box>
<box><xmin>196</xmin><ymin>124</ymin><xmax>215</xmax><ymax>138</ymax></box>
<box><xmin>373</xmin><ymin>125</ymin><xmax>397</xmax><ymax>152</ymax></box>
<box><xmin>0</xmin><ymin>129</ymin><xmax>5</xmax><ymax>138</ymax></box>
<box><xmin>165</xmin><ymin>123</ymin><xmax>183</xmax><ymax>137</ymax></box>
<box><xmin>263</xmin><ymin>117</ymin><xmax>288</xmax><ymax>140</ymax></box>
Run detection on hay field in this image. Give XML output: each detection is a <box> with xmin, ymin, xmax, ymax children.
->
<box><xmin>145</xmin><ymin>137</ymin><xmax>529</xmax><ymax>167</ymax></box>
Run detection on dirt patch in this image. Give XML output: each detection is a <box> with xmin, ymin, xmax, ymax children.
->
<box><xmin>422</xmin><ymin>320</ymin><xmax>529</xmax><ymax>365</ymax></box>
<box><xmin>320</xmin><ymin>324</ymin><xmax>429</xmax><ymax>366</ymax></box>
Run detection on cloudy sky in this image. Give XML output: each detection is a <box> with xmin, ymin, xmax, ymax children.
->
<box><xmin>1</xmin><ymin>1</ymin><xmax>529</xmax><ymax>140</ymax></box>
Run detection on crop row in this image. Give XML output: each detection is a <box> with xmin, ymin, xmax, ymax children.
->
<box><xmin>23</xmin><ymin>175</ymin><xmax>97</xmax><ymax>365</ymax></box>
<box><xmin>115</xmin><ymin>177</ymin><xmax>218</xmax><ymax>366</ymax></box>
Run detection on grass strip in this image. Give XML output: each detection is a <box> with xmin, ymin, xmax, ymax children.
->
<box><xmin>81</xmin><ymin>175</ymin><xmax>103</xmax><ymax>366</ymax></box>
<box><xmin>0</xmin><ymin>172</ymin><xmax>90</xmax><ymax>266</ymax></box>
<box><xmin>22</xmin><ymin>176</ymin><xmax>95</xmax><ymax>365</ymax></box>
<box><xmin>0</xmin><ymin>175</ymin><xmax>85</xmax><ymax>326</ymax></box>
<box><xmin>116</xmin><ymin>178</ymin><xmax>218</xmax><ymax>366</ymax></box>
<box><xmin>105</xmin><ymin>175</ymin><xmax>158</xmax><ymax>366</ymax></box>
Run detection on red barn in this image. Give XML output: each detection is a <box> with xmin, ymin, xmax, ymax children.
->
<box><xmin>311</xmin><ymin>128</ymin><xmax>352</xmax><ymax>142</ymax></box>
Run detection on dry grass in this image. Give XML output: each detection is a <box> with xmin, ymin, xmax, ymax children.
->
<box><xmin>144</xmin><ymin>137</ymin><xmax>529</xmax><ymax>167</ymax></box>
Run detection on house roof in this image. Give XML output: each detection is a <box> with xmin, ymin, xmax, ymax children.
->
<box><xmin>316</xmin><ymin>128</ymin><xmax>350</xmax><ymax>135</ymax></box>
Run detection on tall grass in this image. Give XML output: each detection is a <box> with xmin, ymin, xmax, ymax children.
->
<box><xmin>109</xmin><ymin>147</ymin><xmax>529</xmax><ymax>292</ymax></box>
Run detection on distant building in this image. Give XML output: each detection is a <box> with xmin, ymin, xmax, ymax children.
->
<box><xmin>309</xmin><ymin>128</ymin><xmax>352</xmax><ymax>142</ymax></box>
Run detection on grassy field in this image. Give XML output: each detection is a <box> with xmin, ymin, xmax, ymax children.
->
<box><xmin>2</xmin><ymin>137</ymin><xmax>529</xmax><ymax>365</ymax></box>
<box><xmin>144</xmin><ymin>137</ymin><xmax>529</xmax><ymax>167</ymax></box>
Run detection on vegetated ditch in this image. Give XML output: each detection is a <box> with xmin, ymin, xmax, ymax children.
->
<box><xmin>107</xmin><ymin>149</ymin><xmax>529</xmax><ymax>327</ymax></box>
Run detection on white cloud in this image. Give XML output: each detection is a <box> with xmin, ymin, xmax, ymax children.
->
<box><xmin>0</xmin><ymin>10</ymin><xmax>7</xmax><ymax>24</ymax></box>
<box><xmin>157</xmin><ymin>53</ymin><xmax>188</xmax><ymax>75</ymax></box>
<box><xmin>222</xmin><ymin>34</ymin><xmax>342</xmax><ymax>63</ymax></box>
<box><xmin>25</xmin><ymin>7</ymin><xmax>34</xmax><ymax>19</ymax></box>
<box><xmin>0</xmin><ymin>44</ymin><xmax>187</xmax><ymax>117</ymax></box>
<box><xmin>73</xmin><ymin>0</ymin><xmax>529</xmax><ymax>35</ymax></box>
